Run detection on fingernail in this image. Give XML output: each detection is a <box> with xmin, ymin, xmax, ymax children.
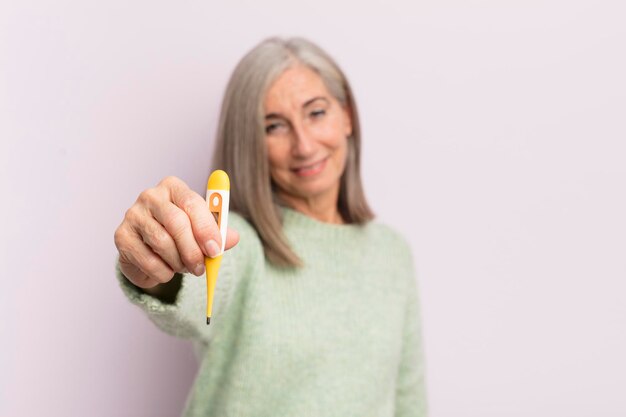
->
<box><xmin>193</xmin><ymin>263</ymin><xmax>205</xmax><ymax>276</ymax></box>
<box><xmin>205</xmin><ymin>240</ymin><xmax>221</xmax><ymax>258</ymax></box>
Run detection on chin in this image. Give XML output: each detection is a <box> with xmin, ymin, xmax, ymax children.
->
<box><xmin>291</xmin><ymin>178</ymin><xmax>340</xmax><ymax>199</ymax></box>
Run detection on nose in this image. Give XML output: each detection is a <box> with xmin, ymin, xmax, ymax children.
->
<box><xmin>290</xmin><ymin>121</ymin><xmax>316</xmax><ymax>158</ymax></box>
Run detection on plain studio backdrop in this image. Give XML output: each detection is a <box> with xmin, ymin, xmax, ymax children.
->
<box><xmin>1</xmin><ymin>1</ymin><xmax>624</xmax><ymax>416</ymax></box>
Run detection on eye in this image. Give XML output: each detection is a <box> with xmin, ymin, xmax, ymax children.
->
<box><xmin>310</xmin><ymin>109</ymin><xmax>326</xmax><ymax>118</ymax></box>
<box><xmin>265</xmin><ymin>123</ymin><xmax>281</xmax><ymax>134</ymax></box>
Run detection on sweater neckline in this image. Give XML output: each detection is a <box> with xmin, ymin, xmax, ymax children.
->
<box><xmin>279</xmin><ymin>205</ymin><xmax>366</xmax><ymax>232</ymax></box>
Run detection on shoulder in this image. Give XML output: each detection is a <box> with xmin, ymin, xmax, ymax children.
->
<box><xmin>366</xmin><ymin>220</ymin><xmax>414</xmax><ymax>267</ymax></box>
<box><xmin>367</xmin><ymin>220</ymin><xmax>411</xmax><ymax>251</ymax></box>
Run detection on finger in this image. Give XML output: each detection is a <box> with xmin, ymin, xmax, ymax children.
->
<box><xmin>149</xmin><ymin>200</ymin><xmax>207</xmax><ymax>274</ymax></box>
<box><xmin>119</xmin><ymin>254</ymin><xmax>162</xmax><ymax>289</ymax></box>
<box><xmin>224</xmin><ymin>227</ymin><xmax>240</xmax><ymax>251</ymax></box>
<box><xmin>119</xmin><ymin>203</ymin><xmax>187</xmax><ymax>274</ymax></box>
<box><xmin>118</xmin><ymin>227</ymin><xmax>175</xmax><ymax>286</ymax></box>
<box><xmin>135</xmin><ymin>213</ymin><xmax>187</xmax><ymax>274</ymax></box>
<box><xmin>167</xmin><ymin>180</ymin><xmax>223</xmax><ymax>258</ymax></box>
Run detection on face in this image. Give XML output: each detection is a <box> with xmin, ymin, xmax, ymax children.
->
<box><xmin>263</xmin><ymin>65</ymin><xmax>352</xmax><ymax>208</ymax></box>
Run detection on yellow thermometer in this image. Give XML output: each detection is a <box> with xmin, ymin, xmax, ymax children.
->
<box><xmin>205</xmin><ymin>169</ymin><xmax>230</xmax><ymax>325</ymax></box>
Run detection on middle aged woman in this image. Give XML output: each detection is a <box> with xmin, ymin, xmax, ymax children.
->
<box><xmin>114</xmin><ymin>37</ymin><xmax>427</xmax><ymax>417</ymax></box>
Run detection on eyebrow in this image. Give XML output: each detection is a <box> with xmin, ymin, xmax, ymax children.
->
<box><xmin>265</xmin><ymin>96</ymin><xmax>329</xmax><ymax>120</ymax></box>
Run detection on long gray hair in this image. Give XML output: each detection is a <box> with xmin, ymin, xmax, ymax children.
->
<box><xmin>212</xmin><ymin>37</ymin><xmax>374</xmax><ymax>267</ymax></box>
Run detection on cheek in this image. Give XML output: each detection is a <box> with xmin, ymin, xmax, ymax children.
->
<box><xmin>266</xmin><ymin>141</ymin><xmax>295</xmax><ymax>187</ymax></box>
<box><xmin>266</xmin><ymin>140</ymin><xmax>290</xmax><ymax>169</ymax></box>
<box><xmin>335</xmin><ymin>137</ymin><xmax>349</xmax><ymax>168</ymax></box>
<box><xmin>315</xmin><ymin>118</ymin><xmax>348</xmax><ymax>148</ymax></box>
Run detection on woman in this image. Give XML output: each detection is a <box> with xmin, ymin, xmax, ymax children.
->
<box><xmin>114</xmin><ymin>37</ymin><xmax>427</xmax><ymax>417</ymax></box>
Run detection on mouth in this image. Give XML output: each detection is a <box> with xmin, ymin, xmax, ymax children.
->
<box><xmin>291</xmin><ymin>157</ymin><xmax>328</xmax><ymax>177</ymax></box>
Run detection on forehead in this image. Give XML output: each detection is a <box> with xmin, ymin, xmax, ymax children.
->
<box><xmin>264</xmin><ymin>65</ymin><xmax>330</xmax><ymax>109</ymax></box>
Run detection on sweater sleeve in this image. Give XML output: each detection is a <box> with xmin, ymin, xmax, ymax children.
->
<box><xmin>114</xmin><ymin>212</ymin><xmax>263</xmax><ymax>345</ymax></box>
<box><xmin>394</xmin><ymin>242</ymin><xmax>429</xmax><ymax>417</ymax></box>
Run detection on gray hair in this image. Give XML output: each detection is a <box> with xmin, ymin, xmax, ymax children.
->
<box><xmin>212</xmin><ymin>36</ymin><xmax>374</xmax><ymax>267</ymax></box>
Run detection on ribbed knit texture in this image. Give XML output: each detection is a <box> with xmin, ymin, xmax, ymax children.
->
<box><xmin>116</xmin><ymin>206</ymin><xmax>427</xmax><ymax>417</ymax></box>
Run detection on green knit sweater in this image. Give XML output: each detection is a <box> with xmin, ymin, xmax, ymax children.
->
<box><xmin>116</xmin><ymin>206</ymin><xmax>427</xmax><ymax>417</ymax></box>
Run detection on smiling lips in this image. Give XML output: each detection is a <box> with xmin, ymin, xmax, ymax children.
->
<box><xmin>291</xmin><ymin>157</ymin><xmax>328</xmax><ymax>177</ymax></box>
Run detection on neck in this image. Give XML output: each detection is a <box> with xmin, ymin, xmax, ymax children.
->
<box><xmin>276</xmin><ymin>190</ymin><xmax>344</xmax><ymax>225</ymax></box>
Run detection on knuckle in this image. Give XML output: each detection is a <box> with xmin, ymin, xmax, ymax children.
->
<box><xmin>136</xmin><ymin>190</ymin><xmax>149</xmax><ymax>205</ymax></box>
<box><xmin>148</xmin><ymin>228</ymin><xmax>169</xmax><ymax>250</ymax></box>
<box><xmin>113</xmin><ymin>226</ymin><xmax>126</xmax><ymax>248</ymax></box>
<box><xmin>178</xmin><ymin>192</ymin><xmax>198</xmax><ymax>213</ymax></box>
<box><xmin>137</xmin><ymin>187</ymin><xmax>158</xmax><ymax>205</ymax></box>
<box><xmin>115</xmin><ymin>231</ymin><xmax>135</xmax><ymax>256</ymax></box>
<box><xmin>141</xmin><ymin>256</ymin><xmax>164</xmax><ymax>278</ymax></box>
<box><xmin>159</xmin><ymin>175</ymin><xmax>181</xmax><ymax>189</ymax></box>
<box><xmin>124</xmin><ymin>206</ymin><xmax>141</xmax><ymax>224</ymax></box>
<box><xmin>180</xmin><ymin>247</ymin><xmax>204</xmax><ymax>266</ymax></box>
<box><xmin>114</xmin><ymin>228</ymin><xmax>136</xmax><ymax>254</ymax></box>
<box><xmin>163</xmin><ymin>209</ymin><xmax>189</xmax><ymax>240</ymax></box>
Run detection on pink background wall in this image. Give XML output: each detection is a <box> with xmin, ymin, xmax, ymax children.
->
<box><xmin>1</xmin><ymin>1</ymin><xmax>625</xmax><ymax>416</ymax></box>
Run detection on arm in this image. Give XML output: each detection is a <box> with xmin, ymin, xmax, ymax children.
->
<box><xmin>115</xmin><ymin>212</ymin><xmax>262</xmax><ymax>343</ymax></box>
<box><xmin>113</xmin><ymin>176</ymin><xmax>236</xmax><ymax>342</ymax></box>
<box><xmin>115</xmin><ymin>259</ymin><xmax>205</xmax><ymax>341</ymax></box>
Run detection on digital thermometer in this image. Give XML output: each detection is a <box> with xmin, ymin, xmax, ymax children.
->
<box><xmin>205</xmin><ymin>169</ymin><xmax>230</xmax><ymax>325</ymax></box>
